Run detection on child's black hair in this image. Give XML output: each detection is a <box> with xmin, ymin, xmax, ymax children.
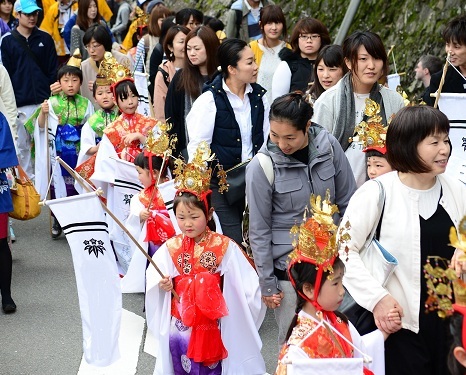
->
<box><xmin>448</xmin><ymin>312</ymin><xmax>466</xmax><ymax>375</ymax></box>
<box><xmin>57</xmin><ymin>65</ymin><xmax>83</xmax><ymax>84</ymax></box>
<box><xmin>173</xmin><ymin>192</ymin><xmax>216</xmax><ymax>231</ymax></box>
<box><xmin>365</xmin><ymin>149</ymin><xmax>386</xmax><ymax>159</ymax></box>
<box><xmin>285</xmin><ymin>257</ymin><xmax>347</xmax><ymax>341</ymax></box>
<box><xmin>114</xmin><ymin>80</ymin><xmax>139</xmax><ymax>104</ymax></box>
<box><xmin>134</xmin><ymin>152</ymin><xmax>168</xmax><ymax>179</ymax></box>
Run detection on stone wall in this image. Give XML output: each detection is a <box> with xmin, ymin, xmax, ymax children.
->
<box><xmin>165</xmin><ymin>0</ymin><xmax>466</xmax><ymax>98</ymax></box>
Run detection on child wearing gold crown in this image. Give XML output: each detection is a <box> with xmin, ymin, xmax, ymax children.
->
<box><xmin>122</xmin><ymin>129</ymin><xmax>177</xmax><ymax>293</ymax></box>
<box><xmin>34</xmin><ymin>52</ymin><xmax>94</xmax><ymax>238</ymax></box>
<box><xmin>145</xmin><ymin>142</ymin><xmax>266</xmax><ymax>375</ymax></box>
<box><xmin>90</xmin><ymin>53</ymin><xmax>158</xmax><ymax>193</ymax></box>
<box><xmin>353</xmin><ymin>99</ymin><xmax>393</xmax><ymax>180</ymax></box>
<box><xmin>74</xmin><ymin>73</ymin><xmax>120</xmax><ymax>185</ymax></box>
<box><xmin>275</xmin><ymin>192</ymin><xmax>402</xmax><ymax>375</ymax></box>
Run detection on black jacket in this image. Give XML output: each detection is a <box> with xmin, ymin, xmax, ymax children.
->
<box><xmin>1</xmin><ymin>27</ymin><xmax>57</xmax><ymax>107</ymax></box>
<box><xmin>426</xmin><ymin>65</ymin><xmax>466</xmax><ymax>107</ymax></box>
<box><xmin>278</xmin><ymin>48</ymin><xmax>315</xmax><ymax>93</ymax></box>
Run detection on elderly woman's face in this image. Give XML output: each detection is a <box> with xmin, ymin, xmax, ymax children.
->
<box><xmin>85</xmin><ymin>37</ymin><xmax>106</xmax><ymax>62</ymax></box>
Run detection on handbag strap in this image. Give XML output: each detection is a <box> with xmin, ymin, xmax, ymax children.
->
<box><xmin>13</xmin><ymin>165</ymin><xmax>31</xmax><ymax>183</ymax></box>
<box><xmin>363</xmin><ymin>180</ymin><xmax>386</xmax><ymax>248</ymax></box>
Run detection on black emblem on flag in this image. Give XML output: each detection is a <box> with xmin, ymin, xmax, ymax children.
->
<box><xmin>83</xmin><ymin>238</ymin><xmax>106</xmax><ymax>258</ymax></box>
<box><xmin>123</xmin><ymin>194</ymin><xmax>133</xmax><ymax>205</ymax></box>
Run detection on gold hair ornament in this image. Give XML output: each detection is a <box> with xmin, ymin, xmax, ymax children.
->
<box><xmin>289</xmin><ymin>190</ymin><xmax>340</xmax><ymax>272</ymax></box>
<box><xmin>144</xmin><ymin>122</ymin><xmax>178</xmax><ymax>157</ymax></box>
<box><xmin>67</xmin><ymin>48</ymin><xmax>82</xmax><ymax>68</ymax></box>
<box><xmin>173</xmin><ymin>141</ymin><xmax>228</xmax><ymax>198</ymax></box>
<box><xmin>350</xmin><ymin>99</ymin><xmax>388</xmax><ymax>152</ymax></box>
<box><xmin>98</xmin><ymin>52</ymin><xmax>132</xmax><ymax>85</ymax></box>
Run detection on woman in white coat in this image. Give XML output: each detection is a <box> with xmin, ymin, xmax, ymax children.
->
<box><xmin>339</xmin><ymin>106</ymin><xmax>466</xmax><ymax>375</ymax></box>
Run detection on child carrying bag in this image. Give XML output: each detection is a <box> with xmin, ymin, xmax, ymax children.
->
<box><xmin>9</xmin><ymin>165</ymin><xmax>41</xmax><ymax>221</ymax></box>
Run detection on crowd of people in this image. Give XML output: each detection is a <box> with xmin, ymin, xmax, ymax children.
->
<box><xmin>1</xmin><ymin>0</ymin><xmax>466</xmax><ymax>374</ymax></box>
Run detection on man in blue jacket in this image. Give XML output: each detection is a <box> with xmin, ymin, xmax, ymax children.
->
<box><xmin>0</xmin><ymin>0</ymin><xmax>57</xmax><ymax>179</ymax></box>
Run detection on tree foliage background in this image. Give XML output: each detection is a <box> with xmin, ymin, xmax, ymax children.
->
<box><xmin>165</xmin><ymin>0</ymin><xmax>466</xmax><ymax>98</ymax></box>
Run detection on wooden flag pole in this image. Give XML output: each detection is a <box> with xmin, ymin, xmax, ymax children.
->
<box><xmin>433</xmin><ymin>52</ymin><xmax>451</xmax><ymax>109</ymax></box>
<box><xmin>55</xmin><ymin>157</ymin><xmax>179</xmax><ymax>300</ymax></box>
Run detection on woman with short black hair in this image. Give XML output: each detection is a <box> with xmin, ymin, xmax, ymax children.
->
<box><xmin>339</xmin><ymin>105</ymin><xmax>466</xmax><ymax>375</ymax></box>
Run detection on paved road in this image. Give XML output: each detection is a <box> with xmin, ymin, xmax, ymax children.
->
<box><xmin>0</xmin><ymin>211</ymin><xmax>280</xmax><ymax>374</ymax></box>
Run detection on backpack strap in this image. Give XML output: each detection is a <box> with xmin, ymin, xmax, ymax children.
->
<box><xmin>256</xmin><ymin>152</ymin><xmax>274</xmax><ymax>185</ymax></box>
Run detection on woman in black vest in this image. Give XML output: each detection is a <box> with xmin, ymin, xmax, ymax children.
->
<box><xmin>271</xmin><ymin>17</ymin><xmax>330</xmax><ymax>100</ymax></box>
<box><xmin>185</xmin><ymin>38</ymin><xmax>270</xmax><ymax>246</ymax></box>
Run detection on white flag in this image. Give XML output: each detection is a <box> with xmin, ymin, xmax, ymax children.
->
<box><xmin>438</xmin><ymin>93</ymin><xmax>466</xmax><ymax>182</ymax></box>
<box><xmin>47</xmin><ymin>192</ymin><xmax>122</xmax><ymax>367</ymax></box>
<box><xmin>121</xmin><ymin>179</ymin><xmax>181</xmax><ymax>293</ymax></box>
<box><xmin>134</xmin><ymin>71</ymin><xmax>152</xmax><ymax>118</ymax></box>
<box><xmin>108</xmin><ymin>158</ymin><xmax>143</xmax><ymax>274</ymax></box>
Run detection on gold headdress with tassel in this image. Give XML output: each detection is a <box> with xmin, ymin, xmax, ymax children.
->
<box><xmin>67</xmin><ymin>48</ymin><xmax>82</xmax><ymax>68</ymax></box>
<box><xmin>143</xmin><ymin>122</ymin><xmax>177</xmax><ymax>157</ymax></box>
<box><xmin>134</xmin><ymin>6</ymin><xmax>149</xmax><ymax>28</ymax></box>
<box><xmin>98</xmin><ymin>52</ymin><xmax>132</xmax><ymax>86</ymax></box>
<box><xmin>352</xmin><ymin>98</ymin><xmax>388</xmax><ymax>154</ymax></box>
<box><xmin>173</xmin><ymin>141</ymin><xmax>228</xmax><ymax>198</ymax></box>
<box><xmin>289</xmin><ymin>190</ymin><xmax>340</xmax><ymax>271</ymax></box>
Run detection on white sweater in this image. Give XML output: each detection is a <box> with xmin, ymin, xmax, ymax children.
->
<box><xmin>338</xmin><ymin>171</ymin><xmax>466</xmax><ymax>333</ymax></box>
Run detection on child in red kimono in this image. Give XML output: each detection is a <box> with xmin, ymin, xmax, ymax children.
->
<box><xmin>275</xmin><ymin>192</ymin><xmax>402</xmax><ymax>375</ymax></box>
<box><xmin>145</xmin><ymin>142</ymin><xmax>266</xmax><ymax>375</ymax></box>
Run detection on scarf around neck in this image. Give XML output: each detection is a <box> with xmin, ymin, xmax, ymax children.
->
<box><xmin>334</xmin><ymin>72</ymin><xmax>387</xmax><ymax>151</ymax></box>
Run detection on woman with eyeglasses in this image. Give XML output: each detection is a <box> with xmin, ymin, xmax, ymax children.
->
<box><xmin>80</xmin><ymin>24</ymin><xmax>132</xmax><ymax>108</ymax></box>
<box><xmin>313</xmin><ymin>31</ymin><xmax>404</xmax><ymax>187</ymax></box>
<box><xmin>271</xmin><ymin>17</ymin><xmax>330</xmax><ymax>100</ymax></box>
<box><xmin>50</xmin><ymin>24</ymin><xmax>132</xmax><ymax>108</ymax></box>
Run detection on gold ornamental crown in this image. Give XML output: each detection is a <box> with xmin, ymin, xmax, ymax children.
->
<box><xmin>134</xmin><ymin>6</ymin><xmax>149</xmax><ymax>28</ymax></box>
<box><xmin>144</xmin><ymin>122</ymin><xmax>177</xmax><ymax>157</ymax></box>
<box><xmin>289</xmin><ymin>190</ymin><xmax>340</xmax><ymax>271</ymax></box>
<box><xmin>173</xmin><ymin>142</ymin><xmax>228</xmax><ymax>197</ymax></box>
<box><xmin>67</xmin><ymin>48</ymin><xmax>82</xmax><ymax>68</ymax></box>
<box><xmin>98</xmin><ymin>52</ymin><xmax>132</xmax><ymax>85</ymax></box>
<box><xmin>352</xmin><ymin>99</ymin><xmax>388</xmax><ymax>153</ymax></box>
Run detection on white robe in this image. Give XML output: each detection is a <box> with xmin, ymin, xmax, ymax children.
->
<box><xmin>122</xmin><ymin>179</ymin><xmax>224</xmax><ymax>293</ymax></box>
<box><xmin>34</xmin><ymin>98</ymin><xmax>94</xmax><ymax>200</ymax></box>
<box><xmin>145</xmin><ymin>238</ymin><xmax>267</xmax><ymax>375</ymax></box>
